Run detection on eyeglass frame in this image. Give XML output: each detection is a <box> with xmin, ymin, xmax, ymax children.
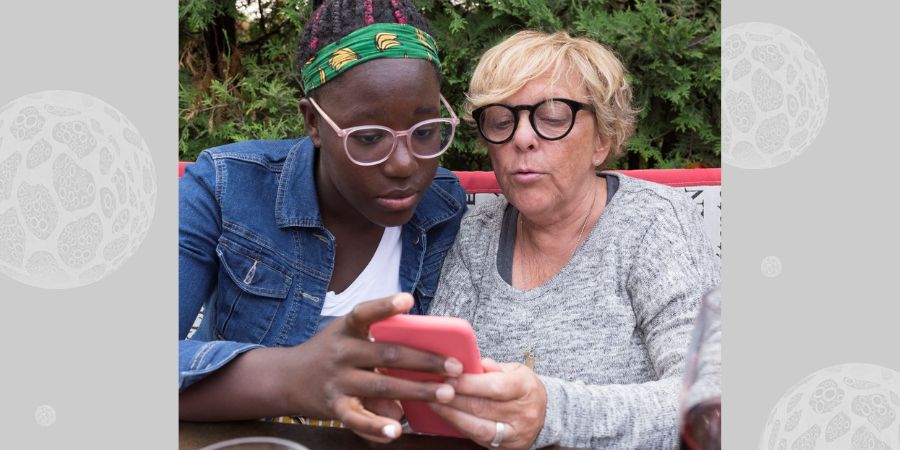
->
<box><xmin>472</xmin><ymin>98</ymin><xmax>595</xmax><ymax>145</ymax></box>
<box><xmin>307</xmin><ymin>95</ymin><xmax>460</xmax><ymax>167</ymax></box>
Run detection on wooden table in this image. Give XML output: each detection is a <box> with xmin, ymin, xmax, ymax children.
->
<box><xmin>181</xmin><ymin>421</ymin><xmax>481</xmax><ymax>449</ymax></box>
<box><xmin>180</xmin><ymin>421</ymin><xmax>575</xmax><ymax>449</ymax></box>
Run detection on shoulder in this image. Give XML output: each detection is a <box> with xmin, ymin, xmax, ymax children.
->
<box><xmin>184</xmin><ymin>138</ymin><xmax>310</xmax><ymax>208</ymax></box>
<box><xmin>199</xmin><ymin>137</ymin><xmax>307</xmax><ymax>174</ymax></box>
<box><xmin>435</xmin><ymin>197</ymin><xmax>505</xmax><ymax>274</ymax></box>
<box><xmin>416</xmin><ymin>167</ymin><xmax>479</xmax><ymax>230</ymax></box>
<box><xmin>429</xmin><ymin>167</ymin><xmax>466</xmax><ymax>202</ymax></box>
<box><xmin>605</xmin><ymin>173</ymin><xmax>703</xmax><ymax>230</ymax></box>
<box><xmin>456</xmin><ymin>196</ymin><xmax>506</xmax><ymax>241</ymax></box>
<box><xmin>414</xmin><ymin>167</ymin><xmax>468</xmax><ymax>228</ymax></box>
<box><xmin>605</xmin><ymin>173</ymin><xmax>717</xmax><ymax>273</ymax></box>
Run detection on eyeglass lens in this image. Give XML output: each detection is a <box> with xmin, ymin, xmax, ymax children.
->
<box><xmin>478</xmin><ymin>100</ymin><xmax>575</xmax><ymax>143</ymax></box>
<box><xmin>346</xmin><ymin>121</ymin><xmax>454</xmax><ymax>164</ymax></box>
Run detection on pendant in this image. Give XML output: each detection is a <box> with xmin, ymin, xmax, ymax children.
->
<box><xmin>524</xmin><ymin>350</ymin><xmax>535</xmax><ymax>370</ymax></box>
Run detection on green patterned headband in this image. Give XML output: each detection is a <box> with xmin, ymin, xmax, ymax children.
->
<box><xmin>301</xmin><ymin>23</ymin><xmax>441</xmax><ymax>93</ymax></box>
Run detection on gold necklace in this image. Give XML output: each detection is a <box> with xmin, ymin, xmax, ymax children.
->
<box><xmin>569</xmin><ymin>186</ymin><xmax>598</xmax><ymax>260</ymax></box>
<box><xmin>516</xmin><ymin>184</ymin><xmax>598</xmax><ymax>369</ymax></box>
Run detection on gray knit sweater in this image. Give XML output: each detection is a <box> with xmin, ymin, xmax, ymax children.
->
<box><xmin>428</xmin><ymin>173</ymin><xmax>720</xmax><ymax>449</ymax></box>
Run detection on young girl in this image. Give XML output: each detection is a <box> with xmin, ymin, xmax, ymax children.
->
<box><xmin>179</xmin><ymin>0</ymin><xmax>465</xmax><ymax>443</ymax></box>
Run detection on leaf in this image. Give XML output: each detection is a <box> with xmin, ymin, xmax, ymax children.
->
<box><xmin>178</xmin><ymin>0</ymin><xmax>720</xmax><ymax>169</ymax></box>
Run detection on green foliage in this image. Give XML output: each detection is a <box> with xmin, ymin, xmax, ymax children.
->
<box><xmin>179</xmin><ymin>0</ymin><xmax>720</xmax><ymax>169</ymax></box>
<box><xmin>179</xmin><ymin>0</ymin><xmax>307</xmax><ymax>160</ymax></box>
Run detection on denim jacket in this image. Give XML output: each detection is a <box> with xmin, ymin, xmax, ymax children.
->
<box><xmin>179</xmin><ymin>137</ymin><xmax>466</xmax><ymax>390</ymax></box>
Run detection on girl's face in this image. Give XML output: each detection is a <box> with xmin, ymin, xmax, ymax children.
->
<box><xmin>301</xmin><ymin>58</ymin><xmax>443</xmax><ymax>227</ymax></box>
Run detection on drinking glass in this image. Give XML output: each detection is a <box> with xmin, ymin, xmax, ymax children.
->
<box><xmin>197</xmin><ymin>436</ymin><xmax>311</xmax><ymax>450</ymax></box>
<box><xmin>679</xmin><ymin>288</ymin><xmax>722</xmax><ymax>450</ymax></box>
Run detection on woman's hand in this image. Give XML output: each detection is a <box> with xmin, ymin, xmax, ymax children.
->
<box><xmin>277</xmin><ymin>293</ymin><xmax>462</xmax><ymax>443</ymax></box>
<box><xmin>429</xmin><ymin>359</ymin><xmax>547</xmax><ymax>449</ymax></box>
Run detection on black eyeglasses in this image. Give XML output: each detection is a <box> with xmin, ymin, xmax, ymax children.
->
<box><xmin>472</xmin><ymin>98</ymin><xmax>595</xmax><ymax>144</ymax></box>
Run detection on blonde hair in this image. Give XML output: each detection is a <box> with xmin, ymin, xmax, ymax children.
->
<box><xmin>467</xmin><ymin>30</ymin><xmax>637</xmax><ymax>158</ymax></box>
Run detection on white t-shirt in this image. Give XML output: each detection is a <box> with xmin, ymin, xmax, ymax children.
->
<box><xmin>316</xmin><ymin>226</ymin><xmax>402</xmax><ymax>332</ymax></box>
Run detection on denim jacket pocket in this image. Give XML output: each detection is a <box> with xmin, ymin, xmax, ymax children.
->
<box><xmin>215</xmin><ymin>237</ymin><xmax>293</xmax><ymax>343</ymax></box>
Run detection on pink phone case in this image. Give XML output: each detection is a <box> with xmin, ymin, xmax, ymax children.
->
<box><xmin>369</xmin><ymin>314</ymin><xmax>483</xmax><ymax>437</ymax></box>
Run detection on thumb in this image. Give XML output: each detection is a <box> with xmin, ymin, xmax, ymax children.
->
<box><xmin>362</xmin><ymin>398</ymin><xmax>404</xmax><ymax>421</ymax></box>
<box><xmin>344</xmin><ymin>293</ymin><xmax>414</xmax><ymax>336</ymax></box>
<box><xmin>481</xmin><ymin>357</ymin><xmax>504</xmax><ymax>373</ymax></box>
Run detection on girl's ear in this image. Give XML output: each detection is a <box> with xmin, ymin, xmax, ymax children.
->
<box><xmin>299</xmin><ymin>98</ymin><xmax>321</xmax><ymax>148</ymax></box>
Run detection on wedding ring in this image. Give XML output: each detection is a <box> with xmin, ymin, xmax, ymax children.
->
<box><xmin>490</xmin><ymin>421</ymin><xmax>506</xmax><ymax>448</ymax></box>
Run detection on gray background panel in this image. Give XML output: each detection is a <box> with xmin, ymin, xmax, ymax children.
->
<box><xmin>0</xmin><ymin>1</ymin><xmax>176</xmax><ymax>449</ymax></box>
<box><xmin>724</xmin><ymin>0</ymin><xmax>900</xmax><ymax>447</ymax></box>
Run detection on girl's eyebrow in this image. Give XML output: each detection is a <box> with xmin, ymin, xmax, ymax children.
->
<box><xmin>414</xmin><ymin>105</ymin><xmax>438</xmax><ymax>115</ymax></box>
<box><xmin>345</xmin><ymin>104</ymin><xmax>440</xmax><ymax>122</ymax></box>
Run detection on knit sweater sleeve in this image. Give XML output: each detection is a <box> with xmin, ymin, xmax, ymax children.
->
<box><xmin>532</xmin><ymin>193</ymin><xmax>720</xmax><ymax>449</ymax></box>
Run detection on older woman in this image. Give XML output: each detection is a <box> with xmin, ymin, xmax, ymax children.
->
<box><xmin>428</xmin><ymin>31</ymin><xmax>720</xmax><ymax>449</ymax></box>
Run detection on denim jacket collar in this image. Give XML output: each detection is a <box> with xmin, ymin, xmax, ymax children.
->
<box><xmin>275</xmin><ymin>138</ymin><xmax>323</xmax><ymax>229</ymax></box>
<box><xmin>274</xmin><ymin>137</ymin><xmax>462</xmax><ymax>232</ymax></box>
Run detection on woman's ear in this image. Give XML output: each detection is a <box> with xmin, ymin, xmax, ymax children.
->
<box><xmin>592</xmin><ymin>134</ymin><xmax>611</xmax><ymax>168</ymax></box>
<box><xmin>299</xmin><ymin>98</ymin><xmax>321</xmax><ymax>148</ymax></box>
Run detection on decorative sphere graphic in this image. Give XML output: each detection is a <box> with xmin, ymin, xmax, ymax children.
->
<box><xmin>0</xmin><ymin>91</ymin><xmax>157</xmax><ymax>288</ymax></box>
<box><xmin>761</xmin><ymin>256</ymin><xmax>783</xmax><ymax>278</ymax></box>
<box><xmin>759</xmin><ymin>363</ymin><xmax>900</xmax><ymax>450</ymax></box>
<box><xmin>722</xmin><ymin>23</ymin><xmax>829</xmax><ymax>169</ymax></box>
<box><xmin>34</xmin><ymin>405</ymin><xmax>56</xmax><ymax>427</ymax></box>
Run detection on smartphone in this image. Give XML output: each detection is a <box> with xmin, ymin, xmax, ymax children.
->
<box><xmin>369</xmin><ymin>314</ymin><xmax>483</xmax><ymax>437</ymax></box>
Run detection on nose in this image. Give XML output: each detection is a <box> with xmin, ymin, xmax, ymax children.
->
<box><xmin>381</xmin><ymin>134</ymin><xmax>419</xmax><ymax>178</ymax></box>
<box><xmin>510</xmin><ymin>110</ymin><xmax>537</xmax><ymax>151</ymax></box>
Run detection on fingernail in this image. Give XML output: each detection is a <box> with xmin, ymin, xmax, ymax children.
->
<box><xmin>436</xmin><ymin>385</ymin><xmax>454</xmax><ymax>403</ymax></box>
<box><xmin>382</xmin><ymin>424</ymin><xmax>399</xmax><ymax>439</ymax></box>
<box><xmin>444</xmin><ymin>358</ymin><xmax>463</xmax><ymax>375</ymax></box>
<box><xmin>392</xmin><ymin>294</ymin><xmax>410</xmax><ymax>309</ymax></box>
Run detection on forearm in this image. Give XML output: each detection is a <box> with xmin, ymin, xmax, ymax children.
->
<box><xmin>180</xmin><ymin>347</ymin><xmax>305</xmax><ymax>421</ymax></box>
<box><xmin>534</xmin><ymin>375</ymin><xmax>680</xmax><ymax>450</ymax></box>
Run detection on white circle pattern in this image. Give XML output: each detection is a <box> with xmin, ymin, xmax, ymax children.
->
<box><xmin>0</xmin><ymin>91</ymin><xmax>157</xmax><ymax>288</ymax></box>
<box><xmin>723</xmin><ymin>23</ymin><xmax>829</xmax><ymax>169</ymax></box>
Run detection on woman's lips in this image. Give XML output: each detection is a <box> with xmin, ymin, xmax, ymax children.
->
<box><xmin>376</xmin><ymin>192</ymin><xmax>418</xmax><ymax>211</ymax></box>
<box><xmin>511</xmin><ymin>171</ymin><xmax>544</xmax><ymax>184</ymax></box>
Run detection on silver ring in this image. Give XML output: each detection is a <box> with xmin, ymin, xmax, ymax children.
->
<box><xmin>490</xmin><ymin>421</ymin><xmax>506</xmax><ymax>448</ymax></box>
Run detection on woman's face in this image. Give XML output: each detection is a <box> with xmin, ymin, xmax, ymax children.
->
<box><xmin>302</xmin><ymin>58</ymin><xmax>442</xmax><ymax>227</ymax></box>
<box><xmin>485</xmin><ymin>73</ymin><xmax>609</xmax><ymax>222</ymax></box>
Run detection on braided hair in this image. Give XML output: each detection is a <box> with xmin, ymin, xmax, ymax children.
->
<box><xmin>296</xmin><ymin>0</ymin><xmax>439</xmax><ymax>95</ymax></box>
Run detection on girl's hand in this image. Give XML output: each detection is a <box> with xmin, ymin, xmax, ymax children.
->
<box><xmin>280</xmin><ymin>293</ymin><xmax>462</xmax><ymax>442</ymax></box>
